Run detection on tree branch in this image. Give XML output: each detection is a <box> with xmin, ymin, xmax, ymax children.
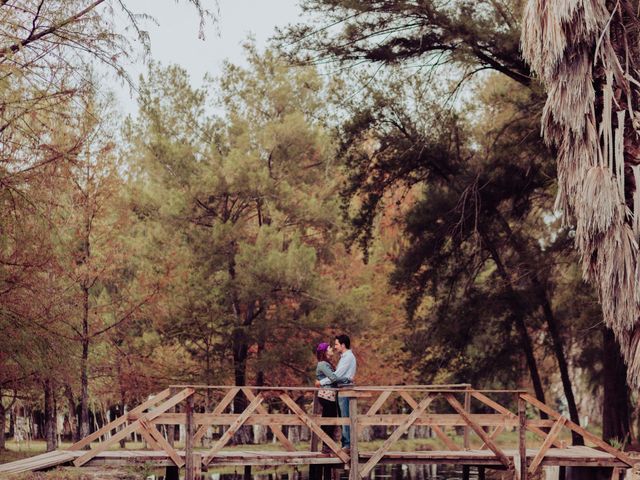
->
<box><xmin>0</xmin><ymin>0</ymin><xmax>106</xmax><ymax>57</ymax></box>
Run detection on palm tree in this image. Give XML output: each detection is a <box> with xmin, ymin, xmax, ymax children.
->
<box><xmin>521</xmin><ymin>0</ymin><xmax>640</xmax><ymax>387</ymax></box>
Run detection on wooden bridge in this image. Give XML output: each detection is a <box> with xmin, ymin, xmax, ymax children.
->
<box><xmin>0</xmin><ymin>385</ymin><xmax>637</xmax><ymax>479</ymax></box>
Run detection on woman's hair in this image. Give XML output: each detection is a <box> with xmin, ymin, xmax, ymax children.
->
<box><xmin>316</xmin><ymin>344</ymin><xmax>334</xmax><ymax>368</ymax></box>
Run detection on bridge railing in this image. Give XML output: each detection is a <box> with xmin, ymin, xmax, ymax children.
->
<box><xmin>66</xmin><ymin>385</ymin><xmax>636</xmax><ymax>480</ymax></box>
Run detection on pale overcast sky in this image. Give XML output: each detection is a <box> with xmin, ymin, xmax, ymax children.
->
<box><xmin>114</xmin><ymin>0</ymin><xmax>303</xmax><ymax>116</ymax></box>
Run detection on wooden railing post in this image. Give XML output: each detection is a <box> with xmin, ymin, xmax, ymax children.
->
<box><xmin>310</xmin><ymin>391</ymin><xmax>320</xmax><ymax>452</ymax></box>
<box><xmin>349</xmin><ymin>396</ymin><xmax>359</xmax><ymax>480</ymax></box>
<box><xmin>463</xmin><ymin>389</ymin><xmax>471</xmax><ymax>450</ymax></box>
<box><xmin>168</xmin><ymin>387</ymin><xmax>177</xmax><ymax>447</ymax></box>
<box><xmin>185</xmin><ymin>393</ymin><xmax>194</xmax><ymax>480</ymax></box>
<box><xmin>518</xmin><ymin>394</ymin><xmax>528</xmax><ymax>480</ymax></box>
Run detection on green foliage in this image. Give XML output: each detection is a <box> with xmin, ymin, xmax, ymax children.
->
<box><xmin>123</xmin><ymin>47</ymin><xmax>363</xmax><ymax>387</ymax></box>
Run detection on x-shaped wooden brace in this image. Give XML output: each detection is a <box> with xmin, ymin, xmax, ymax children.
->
<box><xmin>471</xmin><ymin>391</ymin><xmax>565</xmax><ymax>449</ymax></box>
<box><xmin>139</xmin><ymin>418</ymin><xmax>185</xmax><ymax>467</ymax></box>
<box><xmin>528</xmin><ymin>416</ymin><xmax>566</xmax><ymax>474</ymax></box>
<box><xmin>68</xmin><ymin>388</ymin><xmax>172</xmax><ymax>451</ymax></box>
<box><xmin>359</xmin><ymin>393</ymin><xmax>435</xmax><ymax>478</ymax></box>
<box><xmin>445</xmin><ymin>394</ymin><xmax>511</xmax><ymax>469</ymax></box>
<box><xmin>242</xmin><ymin>388</ymin><xmax>296</xmax><ymax>451</ymax></box>
<box><xmin>399</xmin><ymin>391</ymin><xmax>460</xmax><ymax>451</ymax></box>
<box><xmin>74</xmin><ymin>388</ymin><xmax>195</xmax><ymax>467</ymax></box>
<box><xmin>202</xmin><ymin>393</ymin><xmax>265</xmax><ymax>466</ymax></box>
<box><xmin>522</xmin><ymin>393</ymin><xmax>636</xmax><ymax>467</ymax></box>
<box><xmin>279</xmin><ymin>393</ymin><xmax>350</xmax><ymax>463</ymax></box>
<box><xmin>193</xmin><ymin>387</ymin><xmax>240</xmax><ymax>444</ymax></box>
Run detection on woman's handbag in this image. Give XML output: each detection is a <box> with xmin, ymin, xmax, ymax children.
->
<box><xmin>317</xmin><ymin>388</ymin><xmax>336</xmax><ymax>402</ymax></box>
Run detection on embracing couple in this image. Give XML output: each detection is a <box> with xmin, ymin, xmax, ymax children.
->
<box><xmin>314</xmin><ymin>334</ymin><xmax>356</xmax><ymax>454</ymax></box>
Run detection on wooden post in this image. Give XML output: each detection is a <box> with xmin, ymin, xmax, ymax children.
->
<box><xmin>311</xmin><ymin>392</ymin><xmax>321</xmax><ymax>452</ymax></box>
<box><xmin>349</xmin><ymin>396</ymin><xmax>359</xmax><ymax>480</ymax></box>
<box><xmin>478</xmin><ymin>466</ymin><xmax>486</xmax><ymax>480</ymax></box>
<box><xmin>168</xmin><ymin>387</ymin><xmax>177</xmax><ymax>447</ymax></box>
<box><xmin>462</xmin><ymin>465</ymin><xmax>470</xmax><ymax>480</ymax></box>
<box><xmin>463</xmin><ymin>390</ymin><xmax>471</xmax><ymax>450</ymax></box>
<box><xmin>518</xmin><ymin>395</ymin><xmax>527</xmax><ymax>480</ymax></box>
<box><xmin>193</xmin><ymin>453</ymin><xmax>202</xmax><ymax>478</ymax></box>
<box><xmin>185</xmin><ymin>394</ymin><xmax>194</xmax><ymax>480</ymax></box>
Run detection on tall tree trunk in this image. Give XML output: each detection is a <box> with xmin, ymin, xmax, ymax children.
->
<box><xmin>232</xmin><ymin>327</ymin><xmax>252</xmax><ymax>444</ymax></box>
<box><xmin>0</xmin><ymin>393</ymin><xmax>6</xmax><ymax>451</ymax></box>
<box><xmin>80</xmin><ymin>286</ymin><xmax>90</xmax><ymax>440</ymax></box>
<box><xmin>602</xmin><ymin>327</ymin><xmax>631</xmax><ymax>443</ymax></box>
<box><xmin>496</xmin><ymin>216</ymin><xmax>579</xmax><ymax>431</ymax></box>
<box><xmin>481</xmin><ymin>231</ymin><xmax>547</xmax><ymax>411</ymax></box>
<box><xmin>535</xmin><ymin>285</ymin><xmax>582</xmax><ymax>445</ymax></box>
<box><xmin>256</xmin><ymin>337</ymin><xmax>265</xmax><ymax>387</ymax></box>
<box><xmin>64</xmin><ymin>385</ymin><xmax>78</xmax><ymax>442</ymax></box>
<box><xmin>43</xmin><ymin>379</ymin><xmax>57</xmax><ymax>451</ymax></box>
<box><xmin>118</xmin><ymin>391</ymin><xmax>127</xmax><ymax>448</ymax></box>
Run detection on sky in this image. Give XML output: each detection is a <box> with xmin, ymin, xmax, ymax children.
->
<box><xmin>113</xmin><ymin>0</ymin><xmax>303</xmax><ymax>116</ymax></box>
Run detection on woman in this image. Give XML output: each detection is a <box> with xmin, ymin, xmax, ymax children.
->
<box><xmin>315</xmin><ymin>342</ymin><xmax>346</xmax><ymax>450</ymax></box>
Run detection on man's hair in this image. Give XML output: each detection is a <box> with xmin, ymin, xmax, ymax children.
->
<box><xmin>335</xmin><ymin>334</ymin><xmax>350</xmax><ymax>349</ymax></box>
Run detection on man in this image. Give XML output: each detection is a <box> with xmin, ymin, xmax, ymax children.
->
<box><xmin>315</xmin><ymin>334</ymin><xmax>356</xmax><ymax>451</ymax></box>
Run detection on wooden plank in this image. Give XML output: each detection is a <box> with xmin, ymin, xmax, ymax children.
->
<box><xmin>528</xmin><ymin>416</ymin><xmax>566</xmax><ymax>474</ymax></box>
<box><xmin>193</xmin><ymin>453</ymin><xmax>202</xmax><ymax>478</ymax></box>
<box><xmin>473</xmin><ymin>391</ymin><xmax>564</xmax><ymax>448</ymax></box>
<box><xmin>73</xmin><ymin>387</ymin><xmax>194</xmax><ymax>467</ymax></box>
<box><xmin>360</xmin><ymin>394</ymin><xmax>435</xmax><ymax>478</ymax></box>
<box><xmin>431</xmin><ymin>425</ymin><xmax>460</xmax><ymax>451</ymax></box>
<box><xmin>445</xmin><ymin>394</ymin><xmax>511</xmax><ymax>469</ymax></box>
<box><xmin>146</xmin><ymin>413</ymin><xmax>349</xmax><ymax>426</ymax></box>
<box><xmin>359</xmin><ymin>413</ymin><xmax>514</xmax><ymax>427</ymax></box>
<box><xmin>147</xmin><ymin>412</ymin><xmax>516</xmax><ymax>427</ymax></box>
<box><xmin>242</xmin><ymin>387</ymin><xmax>296</xmax><ymax>452</ymax></box>
<box><xmin>0</xmin><ymin>451</ymin><xmax>76</xmax><ymax>474</ymax></box>
<box><xmin>399</xmin><ymin>390</ymin><xmax>419</xmax><ymax>409</ymax></box>
<box><xmin>138</xmin><ymin>425</ymin><xmax>163</xmax><ymax>450</ymax></box>
<box><xmin>310</xmin><ymin>393</ymin><xmax>320</xmax><ymax>452</ymax></box>
<box><xmin>140</xmin><ymin>418</ymin><xmax>185</xmax><ymax>467</ymax></box>
<box><xmin>68</xmin><ymin>388</ymin><xmax>172</xmax><ymax>450</ymax></box>
<box><xmin>202</xmin><ymin>393</ymin><xmax>265</xmax><ymax>465</ymax></box>
<box><xmin>193</xmin><ymin>386</ymin><xmax>240</xmax><ymax>444</ymax></box>
<box><xmin>518</xmin><ymin>394</ymin><xmax>527</xmax><ymax>480</ymax></box>
<box><xmin>349</xmin><ymin>397</ymin><xmax>359</xmax><ymax>480</ymax></box>
<box><xmin>480</xmin><ymin>426</ymin><xmax>504</xmax><ymax>450</ymax></box>
<box><xmin>185</xmin><ymin>394</ymin><xmax>195</xmax><ymax>480</ymax></box>
<box><xmin>463</xmin><ymin>390</ymin><xmax>471</xmax><ymax>450</ymax></box>
<box><xmin>366</xmin><ymin>390</ymin><xmax>392</xmax><ymax>416</ymax></box>
<box><xmin>279</xmin><ymin>393</ymin><xmax>350</xmax><ymax>463</ymax></box>
<box><xmin>521</xmin><ymin>393</ymin><xmax>635</xmax><ymax>466</ymax></box>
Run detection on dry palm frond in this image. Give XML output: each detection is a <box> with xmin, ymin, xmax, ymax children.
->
<box><xmin>522</xmin><ymin>0</ymin><xmax>640</xmax><ymax>387</ymax></box>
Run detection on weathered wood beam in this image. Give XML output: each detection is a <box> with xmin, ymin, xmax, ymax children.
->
<box><xmin>359</xmin><ymin>394</ymin><xmax>435</xmax><ymax>478</ymax></box>
<box><xmin>279</xmin><ymin>393</ymin><xmax>350</xmax><ymax>464</ymax></box>
<box><xmin>480</xmin><ymin>426</ymin><xmax>504</xmax><ymax>450</ymax></box>
<box><xmin>68</xmin><ymin>388</ymin><xmax>172</xmax><ymax>451</ymax></box>
<box><xmin>139</xmin><ymin>418</ymin><xmax>185</xmax><ymax>467</ymax></box>
<box><xmin>529</xmin><ymin>417</ymin><xmax>566</xmax><ymax>474</ymax></box>
<box><xmin>73</xmin><ymin>388</ymin><xmax>194</xmax><ymax>467</ymax></box>
<box><xmin>472</xmin><ymin>391</ymin><xmax>565</xmax><ymax>448</ymax></box>
<box><xmin>521</xmin><ymin>393</ymin><xmax>636</xmax><ymax>467</ymax></box>
<box><xmin>202</xmin><ymin>393</ymin><xmax>264</xmax><ymax>465</ymax></box>
<box><xmin>431</xmin><ymin>425</ymin><xmax>460</xmax><ymax>451</ymax></box>
<box><xmin>445</xmin><ymin>394</ymin><xmax>511</xmax><ymax>469</ymax></box>
<box><xmin>366</xmin><ymin>390</ymin><xmax>392</xmax><ymax>416</ymax></box>
<box><xmin>242</xmin><ymin>387</ymin><xmax>296</xmax><ymax>452</ymax></box>
<box><xmin>193</xmin><ymin>387</ymin><xmax>240</xmax><ymax>444</ymax></box>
